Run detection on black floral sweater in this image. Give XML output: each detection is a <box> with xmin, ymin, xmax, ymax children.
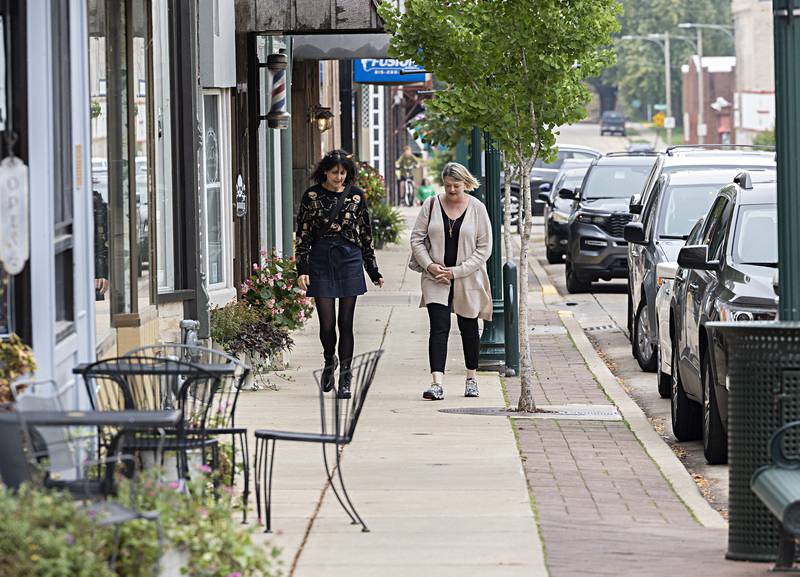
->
<box><xmin>295</xmin><ymin>184</ymin><xmax>382</xmax><ymax>282</ymax></box>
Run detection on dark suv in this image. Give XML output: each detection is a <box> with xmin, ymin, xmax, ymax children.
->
<box><xmin>562</xmin><ymin>154</ymin><xmax>657</xmax><ymax>292</ymax></box>
<box><xmin>670</xmin><ymin>173</ymin><xmax>778</xmax><ymax>464</ymax></box>
<box><xmin>624</xmin><ymin>168</ymin><xmax>773</xmax><ymax>375</ymax></box>
<box><xmin>626</xmin><ymin>146</ymin><xmax>777</xmax><ymax>339</ymax></box>
<box><xmin>539</xmin><ymin>161</ymin><xmax>592</xmax><ymax>263</ymax></box>
<box><xmin>600</xmin><ymin>111</ymin><xmax>626</xmax><ymax>136</ymax></box>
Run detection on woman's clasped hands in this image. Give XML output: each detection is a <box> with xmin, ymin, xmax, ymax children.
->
<box><xmin>427</xmin><ymin>263</ymin><xmax>453</xmax><ymax>284</ymax></box>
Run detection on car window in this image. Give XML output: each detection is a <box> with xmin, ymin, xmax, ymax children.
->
<box><xmin>581</xmin><ymin>162</ymin><xmax>655</xmax><ymax>199</ymax></box>
<box><xmin>732</xmin><ymin>204</ymin><xmax>778</xmax><ymax>265</ymax></box>
<box><xmin>701</xmin><ymin>197</ymin><xmax>728</xmax><ymax>246</ymax></box>
<box><xmin>534</xmin><ymin>150</ymin><xmax>566</xmax><ymax>170</ymax></box>
<box><xmin>708</xmin><ymin>202</ymin><xmax>733</xmax><ymax>261</ymax></box>
<box><xmin>642</xmin><ymin>178</ymin><xmax>663</xmax><ymax>238</ymax></box>
<box><xmin>658</xmin><ymin>183</ymin><xmax>725</xmax><ymax>239</ymax></box>
<box><xmin>573</xmin><ymin>151</ymin><xmax>598</xmax><ymax>160</ymax></box>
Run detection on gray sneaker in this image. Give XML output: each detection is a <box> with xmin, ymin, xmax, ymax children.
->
<box><xmin>464</xmin><ymin>378</ymin><xmax>479</xmax><ymax>398</ymax></box>
<box><xmin>422</xmin><ymin>384</ymin><xmax>444</xmax><ymax>400</ymax></box>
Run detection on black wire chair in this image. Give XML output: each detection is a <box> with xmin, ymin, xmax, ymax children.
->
<box><xmin>254</xmin><ymin>349</ymin><xmax>383</xmax><ymax>533</ymax></box>
<box><xmin>123</xmin><ymin>344</ymin><xmax>252</xmax><ymax>522</ymax></box>
<box><xmin>5</xmin><ymin>379</ymin><xmax>164</xmax><ymax>572</ymax></box>
<box><xmin>74</xmin><ymin>356</ymin><xmax>222</xmax><ymax>481</ymax></box>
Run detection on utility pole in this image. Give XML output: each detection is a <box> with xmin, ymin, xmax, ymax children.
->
<box><xmin>664</xmin><ymin>32</ymin><xmax>672</xmax><ymax>145</ymax></box>
<box><xmin>697</xmin><ymin>27</ymin><xmax>705</xmax><ymax>144</ymax></box>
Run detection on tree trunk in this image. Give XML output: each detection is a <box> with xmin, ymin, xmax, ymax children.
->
<box><xmin>502</xmin><ymin>158</ymin><xmax>514</xmax><ymax>262</ymax></box>
<box><xmin>516</xmin><ymin>156</ymin><xmax>536</xmax><ymax>413</ymax></box>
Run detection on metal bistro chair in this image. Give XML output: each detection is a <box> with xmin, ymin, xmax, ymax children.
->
<box><xmin>124</xmin><ymin>344</ymin><xmax>252</xmax><ymax>521</ymax></box>
<box><xmin>254</xmin><ymin>349</ymin><xmax>383</xmax><ymax>533</ymax></box>
<box><xmin>75</xmin><ymin>356</ymin><xmax>222</xmax><ymax>481</ymax></box>
<box><xmin>4</xmin><ymin>379</ymin><xmax>165</xmax><ymax>572</ymax></box>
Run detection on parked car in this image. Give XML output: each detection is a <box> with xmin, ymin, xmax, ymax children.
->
<box><xmin>562</xmin><ymin>153</ymin><xmax>657</xmax><ymax>292</ymax></box>
<box><xmin>501</xmin><ymin>145</ymin><xmax>602</xmax><ymax>217</ymax></box>
<box><xmin>653</xmin><ymin>218</ymin><xmax>705</xmax><ymax>400</ymax></box>
<box><xmin>626</xmin><ymin>146</ymin><xmax>777</xmax><ymax>339</ymax></box>
<box><xmin>670</xmin><ymin>172</ymin><xmax>778</xmax><ymax>464</ymax></box>
<box><xmin>539</xmin><ymin>163</ymin><xmax>591</xmax><ymax>263</ymax></box>
<box><xmin>624</xmin><ymin>168</ymin><xmax>767</xmax><ymax>375</ymax></box>
<box><xmin>600</xmin><ymin>111</ymin><xmax>626</xmax><ymax>136</ymax></box>
<box><xmin>627</xmin><ymin>143</ymin><xmax>655</xmax><ymax>154</ymax></box>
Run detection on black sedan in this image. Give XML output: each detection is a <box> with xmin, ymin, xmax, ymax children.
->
<box><xmin>669</xmin><ymin>172</ymin><xmax>778</xmax><ymax>464</ymax></box>
<box><xmin>538</xmin><ymin>165</ymin><xmax>590</xmax><ymax>263</ymax></box>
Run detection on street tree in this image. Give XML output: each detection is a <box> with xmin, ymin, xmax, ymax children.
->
<box><xmin>380</xmin><ymin>0</ymin><xmax>620</xmax><ymax>411</ymax></box>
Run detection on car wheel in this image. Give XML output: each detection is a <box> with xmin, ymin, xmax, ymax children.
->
<box><xmin>565</xmin><ymin>260</ymin><xmax>591</xmax><ymax>293</ymax></box>
<box><xmin>657</xmin><ymin>344</ymin><xmax>671</xmax><ymax>399</ymax></box>
<box><xmin>702</xmin><ymin>353</ymin><xmax>728</xmax><ymax>464</ymax></box>
<box><xmin>633</xmin><ymin>300</ymin><xmax>658</xmax><ymax>372</ymax></box>
<box><xmin>671</xmin><ymin>341</ymin><xmax>702</xmax><ymax>442</ymax></box>
<box><xmin>546</xmin><ymin>246</ymin><xmax>563</xmax><ymax>265</ymax></box>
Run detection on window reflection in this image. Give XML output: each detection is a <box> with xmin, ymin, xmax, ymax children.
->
<box><xmin>204</xmin><ymin>94</ymin><xmax>224</xmax><ymax>286</ymax></box>
<box><xmin>132</xmin><ymin>0</ymin><xmax>150</xmax><ymax>310</ymax></box>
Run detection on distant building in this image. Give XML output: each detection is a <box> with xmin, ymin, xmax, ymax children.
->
<box><xmin>682</xmin><ymin>56</ymin><xmax>736</xmax><ymax>145</ymax></box>
<box><xmin>732</xmin><ymin>0</ymin><xmax>776</xmax><ymax>144</ymax></box>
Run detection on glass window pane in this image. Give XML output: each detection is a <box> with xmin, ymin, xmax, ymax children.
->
<box><xmin>132</xmin><ymin>0</ymin><xmax>150</xmax><ymax>310</ymax></box>
<box><xmin>204</xmin><ymin>94</ymin><xmax>223</xmax><ymax>286</ymax></box>
<box><xmin>0</xmin><ymin>16</ymin><xmax>6</xmax><ymax>132</ymax></box>
<box><xmin>154</xmin><ymin>0</ymin><xmax>174</xmax><ymax>293</ymax></box>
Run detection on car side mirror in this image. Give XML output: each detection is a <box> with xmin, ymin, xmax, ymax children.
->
<box><xmin>677</xmin><ymin>245</ymin><xmax>719</xmax><ymax>271</ymax></box>
<box><xmin>539</xmin><ymin>182</ymin><xmax>552</xmax><ymax>193</ymax></box>
<box><xmin>536</xmin><ymin>192</ymin><xmax>551</xmax><ymax>204</ymax></box>
<box><xmin>623</xmin><ymin>222</ymin><xmax>646</xmax><ymax>245</ymax></box>
<box><xmin>558</xmin><ymin>188</ymin><xmax>576</xmax><ymax>200</ymax></box>
<box><xmin>629</xmin><ymin>194</ymin><xmax>643</xmax><ymax>215</ymax></box>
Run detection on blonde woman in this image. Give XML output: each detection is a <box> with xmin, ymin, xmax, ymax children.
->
<box><xmin>410</xmin><ymin>162</ymin><xmax>493</xmax><ymax>400</ymax></box>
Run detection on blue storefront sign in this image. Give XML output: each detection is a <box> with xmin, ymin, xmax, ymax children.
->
<box><xmin>353</xmin><ymin>59</ymin><xmax>426</xmax><ymax>84</ymax></box>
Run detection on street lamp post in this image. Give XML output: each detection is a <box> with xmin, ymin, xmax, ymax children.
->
<box><xmin>679</xmin><ymin>23</ymin><xmax>735</xmax><ymax>145</ymax></box>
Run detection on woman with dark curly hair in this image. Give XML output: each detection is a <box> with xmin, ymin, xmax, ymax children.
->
<box><xmin>295</xmin><ymin>150</ymin><xmax>384</xmax><ymax>398</ymax></box>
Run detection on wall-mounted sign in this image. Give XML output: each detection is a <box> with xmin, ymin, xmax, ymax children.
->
<box><xmin>0</xmin><ymin>156</ymin><xmax>29</xmax><ymax>275</ymax></box>
<box><xmin>236</xmin><ymin>174</ymin><xmax>247</xmax><ymax>217</ymax></box>
<box><xmin>353</xmin><ymin>59</ymin><xmax>426</xmax><ymax>85</ymax></box>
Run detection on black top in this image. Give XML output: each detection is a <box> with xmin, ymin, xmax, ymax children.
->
<box><xmin>295</xmin><ymin>184</ymin><xmax>381</xmax><ymax>282</ymax></box>
<box><xmin>441</xmin><ymin>204</ymin><xmax>466</xmax><ymax>268</ymax></box>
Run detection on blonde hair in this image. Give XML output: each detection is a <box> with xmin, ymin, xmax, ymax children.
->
<box><xmin>441</xmin><ymin>162</ymin><xmax>480</xmax><ymax>191</ymax></box>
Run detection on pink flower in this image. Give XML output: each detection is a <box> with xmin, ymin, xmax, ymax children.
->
<box><xmin>275</xmin><ymin>273</ymin><xmax>282</xmax><ymax>281</ymax></box>
<box><xmin>168</xmin><ymin>481</ymin><xmax>181</xmax><ymax>490</ymax></box>
<box><xmin>252</xmin><ymin>263</ymin><xmax>260</xmax><ymax>271</ymax></box>
<box><xmin>260</xmin><ymin>250</ymin><xmax>267</xmax><ymax>256</ymax></box>
<box><xmin>226</xmin><ymin>573</ymin><xmax>243</xmax><ymax>577</ymax></box>
<box><xmin>299</xmin><ymin>310</ymin><xmax>305</xmax><ymax>321</ymax></box>
<box><xmin>199</xmin><ymin>464</ymin><xmax>212</xmax><ymax>474</ymax></box>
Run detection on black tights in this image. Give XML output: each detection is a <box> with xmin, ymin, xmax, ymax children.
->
<box><xmin>427</xmin><ymin>303</ymin><xmax>480</xmax><ymax>373</ymax></box>
<box><xmin>315</xmin><ymin>297</ymin><xmax>357</xmax><ymax>366</ymax></box>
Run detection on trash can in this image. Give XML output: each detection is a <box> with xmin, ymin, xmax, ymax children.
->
<box><xmin>707</xmin><ymin>321</ymin><xmax>800</xmax><ymax>562</ymax></box>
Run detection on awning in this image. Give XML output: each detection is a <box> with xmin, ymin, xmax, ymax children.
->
<box><xmin>292</xmin><ymin>34</ymin><xmax>391</xmax><ymax>61</ymax></box>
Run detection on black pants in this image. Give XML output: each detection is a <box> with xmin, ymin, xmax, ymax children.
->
<box><xmin>427</xmin><ymin>296</ymin><xmax>480</xmax><ymax>373</ymax></box>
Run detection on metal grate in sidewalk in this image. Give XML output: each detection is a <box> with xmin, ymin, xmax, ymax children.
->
<box><xmin>439</xmin><ymin>404</ymin><xmax>622</xmax><ymax>421</ymax></box>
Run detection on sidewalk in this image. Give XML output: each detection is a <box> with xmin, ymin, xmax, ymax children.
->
<box><xmin>507</xmin><ymin>225</ymin><xmax>773</xmax><ymax>576</ymax></box>
<box><xmin>238</xmin><ymin>207</ymin><xmax>546</xmax><ymax>577</ymax></box>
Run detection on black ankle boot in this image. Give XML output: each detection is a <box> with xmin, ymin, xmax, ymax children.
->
<box><xmin>321</xmin><ymin>355</ymin><xmax>338</xmax><ymax>392</ymax></box>
<box><xmin>338</xmin><ymin>362</ymin><xmax>352</xmax><ymax>399</ymax></box>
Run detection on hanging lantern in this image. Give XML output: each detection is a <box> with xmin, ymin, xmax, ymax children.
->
<box><xmin>266</xmin><ymin>52</ymin><xmax>290</xmax><ymax>130</ymax></box>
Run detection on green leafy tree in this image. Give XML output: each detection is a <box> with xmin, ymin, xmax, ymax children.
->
<box><xmin>381</xmin><ymin>0</ymin><xmax>620</xmax><ymax>411</ymax></box>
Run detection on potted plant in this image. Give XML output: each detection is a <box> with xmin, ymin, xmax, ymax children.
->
<box><xmin>356</xmin><ymin>161</ymin><xmax>404</xmax><ymax>249</ymax></box>
<box><xmin>0</xmin><ymin>334</ymin><xmax>36</xmax><ymax>406</ymax></box>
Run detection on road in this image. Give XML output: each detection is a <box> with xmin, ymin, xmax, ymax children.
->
<box><xmin>532</xmin><ymin>122</ymin><xmax>729</xmax><ymax>515</ymax></box>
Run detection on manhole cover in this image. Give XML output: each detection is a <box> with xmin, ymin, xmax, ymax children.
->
<box><xmin>529</xmin><ymin>325</ymin><xmax>568</xmax><ymax>335</ymax></box>
<box><xmin>438</xmin><ymin>404</ymin><xmax>621</xmax><ymax>421</ymax></box>
<box><xmin>585</xmin><ymin>324</ymin><xmax>616</xmax><ymax>333</ymax></box>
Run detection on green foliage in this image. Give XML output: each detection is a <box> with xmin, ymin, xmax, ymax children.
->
<box><xmin>0</xmin><ymin>485</ymin><xmax>115</xmax><ymax>577</ymax></box>
<box><xmin>355</xmin><ymin>161</ymin><xmax>404</xmax><ymax>247</ymax></box>
<box><xmin>427</xmin><ymin>147</ymin><xmax>455</xmax><ymax>185</ymax></box>
<box><xmin>90</xmin><ymin>100</ymin><xmax>102</xmax><ymax>120</ymax></box>
<box><xmin>0</xmin><ymin>333</ymin><xmax>36</xmax><ymax>404</ymax></box>
<box><xmin>241</xmin><ymin>252</ymin><xmax>314</xmax><ymax>331</ymax></box>
<box><xmin>0</xmin><ymin>471</ymin><xmax>283</xmax><ymax>577</ymax></box>
<box><xmin>210</xmin><ymin>301</ymin><xmax>293</xmax><ymax>362</ymax></box>
<box><xmin>753</xmin><ymin>128</ymin><xmax>776</xmax><ymax>147</ymax></box>
<box><xmin>609</xmin><ymin>0</ymin><xmax>733</xmax><ymax>120</ymax></box>
<box><xmin>380</xmin><ymin>0</ymin><xmax>621</xmax><ymax>164</ymax></box>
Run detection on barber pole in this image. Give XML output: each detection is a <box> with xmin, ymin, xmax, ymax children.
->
<box><xmin>266</xmin><ymin>51</ymin><xmax>290</xmax><ymax>130</ymax></box>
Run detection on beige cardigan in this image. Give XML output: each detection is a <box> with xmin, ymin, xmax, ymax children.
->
<box><xmin>410</xmin><ymin>194</ymin><xmax>493</xmax><ymax>320</ymax></box>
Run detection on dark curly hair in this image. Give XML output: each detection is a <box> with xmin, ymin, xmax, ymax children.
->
<box><xmin>309</xmin><ymin>149</ymin><xmax>357</xmax><ymax>186</ymax></box>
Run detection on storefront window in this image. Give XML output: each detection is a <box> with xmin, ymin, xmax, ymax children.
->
<box><xmin>204</xmin><ymin>93</ymin><xmax>224</xmax><ymax>286</ymax></box>
<box><xmin>0</xmin><ymin>266</ymin><xmax>9</xmax><ymax>337</ymax></box>
<box><xmin>89</xmin><ymin>0</ymin><xmax>156</xmax><ymax>346</ymax></box>
<box><xmin>0</xmin><ymin>16</ymin><xmax>6</xmax><ymax>133</ymax></box>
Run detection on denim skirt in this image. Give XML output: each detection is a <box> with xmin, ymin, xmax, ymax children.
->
<box><xmin>307</xmin><ymin>236</ymin><xmax>367</xmax><ymax>298</ymax></box>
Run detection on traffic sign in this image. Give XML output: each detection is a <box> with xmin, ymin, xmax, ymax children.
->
<box><xmin>653</xmin><ymin>104</ymin><xmax>667</xmax><ymax>111</ymax></box>
<box><xmin>664</xmin><ymin>116</ymin><xmax>676</xmax><ymax>129</ymax></box>
<box><xmin>698</xmin><ymin>123</ymin><xmax>708</xmax><ymax>137</ymax></box>
<box><xmin>652</xmin><ymin>112</ymin><xmax>665</xmax><ymax>128</ymax></box>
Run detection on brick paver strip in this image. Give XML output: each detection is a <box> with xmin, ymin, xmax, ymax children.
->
<box><xmin>507</xmin><ymin>265</ymin><xmax>773</xmax><ymax>576</ymax></box>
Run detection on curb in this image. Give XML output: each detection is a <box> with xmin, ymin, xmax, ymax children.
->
<box><xmin>528</xmin><ymin>253</ymin><xmax>728</xmax><ymax>530</ymax></box>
